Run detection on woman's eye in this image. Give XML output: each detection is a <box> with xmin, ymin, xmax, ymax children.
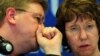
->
<box><xmin>71</xmin><ymin>27</ymin><xmax>79</xmax><ymax>32</ymax></box>
<box><xmin>86</xmin><ymin>24</ymin><xmax>94</xmax><ymax>30</ymax></box>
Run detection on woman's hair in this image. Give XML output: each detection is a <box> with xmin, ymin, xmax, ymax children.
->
<box><xmin>56</xmin><ymin>0</ymin><xmax>100</xmax><ymax>52</ymax></box>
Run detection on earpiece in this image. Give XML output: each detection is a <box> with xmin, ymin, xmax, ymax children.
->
<box><xmin>0</xmin><ymin>36</ymin><xmax>13</xmax><ymax>55</ymax></box>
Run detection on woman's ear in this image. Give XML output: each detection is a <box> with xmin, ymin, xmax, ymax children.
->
<box><xmin>5</xmin><ymin>7</ymin><xmax>16</xmax><ymax>24</ymax></box>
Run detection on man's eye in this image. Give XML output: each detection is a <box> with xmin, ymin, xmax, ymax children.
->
<box><xmin>34</xmin><ymin>17</ymin><xmax>41</xmax><ymax>23</ymax></box>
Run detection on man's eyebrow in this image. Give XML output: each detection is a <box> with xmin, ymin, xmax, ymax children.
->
<box><xmin>33</xmin><ymin>13</ymin><xmax>42</xmax><ymax>16</ymax></box>
<box><xmin>16</xmin><ymin>8</ymin><xmax>45</xmax><ymax>20</ymax></box>
<box><xmin>33</xmin><ymin>13</ymin><xmax>44</xmax><ymax>18</ymax></box>
<box><xmin>15</xmin><ymin>8</ymin><xmax>26</xmax><ymax>12</ymax></box>
<box><xmin>16</xmin><ymin>8</ymin><xmax>44</xmax><ymax>18</ymax></box>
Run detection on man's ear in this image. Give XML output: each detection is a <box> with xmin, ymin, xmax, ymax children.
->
<box><xmin>5</xmin><ymin>7</ymin><xmax>16</xmax><ymax>24</ymax></box>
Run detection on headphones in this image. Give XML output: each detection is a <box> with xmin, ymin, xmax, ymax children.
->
<box><xmin>0</xmin><ymin>36</ymin><xmax>14</xmax><ymax>55</ymax></box>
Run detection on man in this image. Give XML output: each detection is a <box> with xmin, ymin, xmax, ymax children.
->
<box><xmin>0</xmin><ymin>0</ymin><xmax>62</xmax><ymax>56</ymax></box>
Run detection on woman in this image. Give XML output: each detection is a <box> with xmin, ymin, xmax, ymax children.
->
<box><xmin>56</xmin><ymin>0</ymin><xmax>100</xmax><ymax>56</ymax></box>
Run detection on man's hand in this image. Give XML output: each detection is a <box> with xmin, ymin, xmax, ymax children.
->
<box><xmin>36</xmin><ymin>25</ymin><xmax>62</xmax><ymax>55</ymax></box>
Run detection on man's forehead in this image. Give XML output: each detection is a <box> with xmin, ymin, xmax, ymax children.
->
<box><xmin>26</xmin><ymin>3</ymin><xmax>44</xmax><ymax>14</ymax></box>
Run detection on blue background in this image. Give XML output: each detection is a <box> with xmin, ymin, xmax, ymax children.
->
<box><xmin>25</xmin><ymin>0</ymin><xmax>100</xmax><ymax>56</ymax></box>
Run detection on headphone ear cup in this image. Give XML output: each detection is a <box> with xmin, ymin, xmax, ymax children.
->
<box><xmin>0</xmin><ymin>37</ymin><xmax>14</xmax><ymax>55</ymax></box>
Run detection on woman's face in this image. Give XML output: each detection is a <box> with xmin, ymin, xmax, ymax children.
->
<box><xmin>65</xmin><ymin>18</ymin><xmax>99</xmax><ymax>56</ymax></box>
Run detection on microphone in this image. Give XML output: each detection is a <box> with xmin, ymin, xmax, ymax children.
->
<box><xmin>0</xmin><ymin>36</ymin><xmax>14</xmax><ymax>55</ymax></box>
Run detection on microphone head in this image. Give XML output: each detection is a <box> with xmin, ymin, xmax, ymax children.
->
<box><xmin>0</xmin><ymin>36</ymin><xmax>14</xmax><ymax>55</ymax></box>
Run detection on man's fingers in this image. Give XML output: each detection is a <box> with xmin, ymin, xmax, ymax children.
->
<box><xmin>36</xmin><ymin>25</ymin><xmax>49</xmax><ymax>43</ymax></box>
<box><xmin>42</xmin><ymin>27</ymin><xmax>53</xmax><ymax>39</ymax></box>
<box><xmin>51</xmin><ymin>27</ymin><xmax>62</xmax><ymax>41</ymax></box>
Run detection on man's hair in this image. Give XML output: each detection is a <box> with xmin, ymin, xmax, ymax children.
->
<box><xmin>0</xmin><ymin>0</ymin><xmax>48</xmax><ymax>22</ymax></box>
<box><xmin>56</xmin><ymin>0</ymin><xmax>100</xmax><ymax>52</ymax></box>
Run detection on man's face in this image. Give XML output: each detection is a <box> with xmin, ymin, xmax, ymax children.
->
<box><xmin>65</xmin><ymin>18</ymin><xmax>99</xmax><ymax>56</ymax></box>
<box><xmin>14</xmin><ymin>3</ymin><xmax>44</xmax><ymax>51</ymax></box>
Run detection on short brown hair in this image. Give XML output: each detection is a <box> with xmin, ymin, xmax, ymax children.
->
<box><xmin>0</xmin><ymin>0</ymin><xmax>48</xmax><ymax>22</ymax></box>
